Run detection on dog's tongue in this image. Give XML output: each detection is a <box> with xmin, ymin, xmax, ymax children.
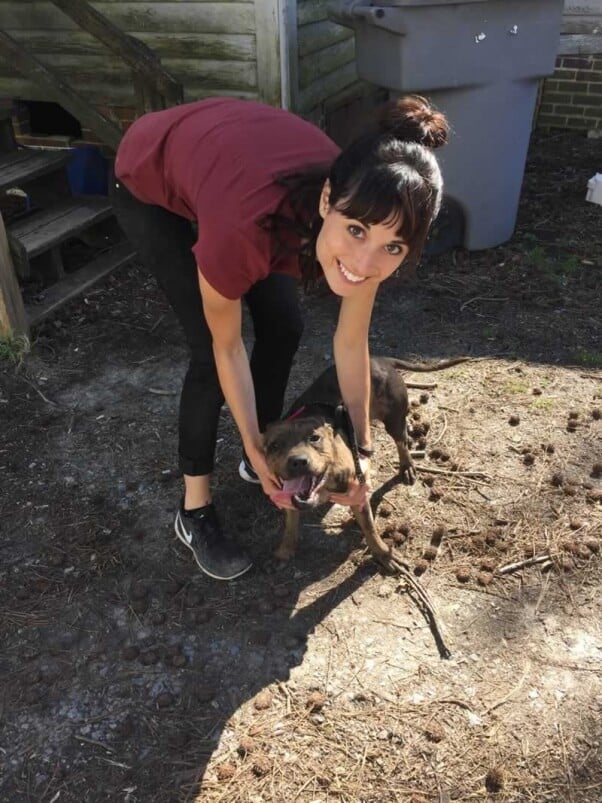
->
<box><xmin>271</xmin><ymin>477</ymin><xmax>311</xmax><ymax>507</ymax></box>
<box><xmin>271</xmin><ymin>489</ymin><xmax>294</xmax><ymax>506</ymax></box>
<box><xmin>282</xmin><ymin>477</ymin><xmax>310</xmax><ymax>494</ymax></box>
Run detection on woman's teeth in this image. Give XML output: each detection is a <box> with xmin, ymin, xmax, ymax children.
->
<box><xmin>337</xmin><ymin>260</ymin><xmax>365</xmax><ymax>284</ymax></box>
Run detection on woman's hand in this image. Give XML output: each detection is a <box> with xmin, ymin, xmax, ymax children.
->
<box><xmin>328</xmin><ymin>457</ymin><xmax>371</xmax><ymax>509</ymax></box>
<box><xmin>245</xmin><ymin>445</ymin><xmax>297</xmax><ymax>510</ymax></box>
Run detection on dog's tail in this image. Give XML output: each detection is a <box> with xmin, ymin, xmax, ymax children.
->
<box><xmin>387</xmin><ymin>356</ymin><xmax>473</xmax><ymax>372</ymax></box>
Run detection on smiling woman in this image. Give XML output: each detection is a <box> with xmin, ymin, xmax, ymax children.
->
<box><xmin>110</xmin><ymin>95</ymin><xmax>448</xmax><ymax>581</ymax></box>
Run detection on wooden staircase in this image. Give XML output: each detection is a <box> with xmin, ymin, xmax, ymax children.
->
<box><xmin>0</xmin><ymin>0</ymin><xmax>184</xmax><ymax>337</ymax></box>
<box><xmin>0</xmin><ymin>106</ymin><xmax>136</xmax><ymax>334</ymax></box>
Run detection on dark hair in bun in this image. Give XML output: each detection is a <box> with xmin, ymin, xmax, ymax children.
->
<box><xmin>378</xmin><ymin>95</ymin><xmax>449</xmax><ymax>149</ymax></box>
<box><xmin>327</xmin><ymin>95</ymin><xmax>448</xmax><ymax>263</ymax></box>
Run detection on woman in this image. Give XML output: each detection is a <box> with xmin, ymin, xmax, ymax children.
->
<box><xmin>111</xmin><ymin>95</ymin><xmax>448</xmax><ymax>581</ymax></box>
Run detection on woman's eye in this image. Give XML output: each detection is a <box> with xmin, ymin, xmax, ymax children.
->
<box><xmin>347</xmin><ymin>225</ymin><xmax>364</xmax><ymax>238</ymax></box>
<box><xmin>308</xmin><ymin>434</ymin><xmax>321</xmax><ymax>444</ymax></box>
<box><xmin>385</xmin><ymin>243</ymin><xmax>403</xmax><ymax>256</ymax></box>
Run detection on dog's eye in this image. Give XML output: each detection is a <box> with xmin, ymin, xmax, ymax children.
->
<box><xmin>266</xmin><ymin>439</ymin><xmax>280</xmax><ymax>453</ymax></box>
<box><xmin>308</xmin><ymin>434</ymin><xmax>321</xmax><ymax>444</ymax></box>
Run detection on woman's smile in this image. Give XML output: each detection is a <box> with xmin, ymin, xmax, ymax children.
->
<box><xmin>337</xmin><ymin>259</ymin><xmax>366</xmax><ymax>285</ymax></box>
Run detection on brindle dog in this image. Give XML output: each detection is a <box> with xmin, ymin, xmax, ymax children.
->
<box><xmin>264</xmin><ymin>356</ymin><xmax>467</xmax><ymax>568</ymax></box>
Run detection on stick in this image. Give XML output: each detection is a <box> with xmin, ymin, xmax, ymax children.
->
<box><xmin>20</xmin><ymin>376</ymin><xmax>58</xmax><ymax>407</ymax></box>
<box><xmin>416</xmin><ymin>465</ymin><xmax>490</xmax><ymax>480</ymax></box>
<box><xmin>146</xmin><ymin>387</ymin><xmax>177</xmax><ymax>396</ymax></box>
<box><xmin>406</xmin><ymin>382</ymin><xmax>437</xmax><ymax>389</ymax></box>
<box><xmin>459</xmin><ymin>296</ymin><xmax>509</xmax><ymax>312</ymax></box>
<box><xmin>495</xmin><ymin>554</ymin><xmax>551</xmax><ymax>575</ymax></box>
<box><xmin>482</xmin><ymin>661</ymin><xmax>530</xmax><ymax>715</ymax></box>
<box><xmin>389</xmin><ymin>555</ymin><xmax>452</xmax><ymax>660</ymax></box>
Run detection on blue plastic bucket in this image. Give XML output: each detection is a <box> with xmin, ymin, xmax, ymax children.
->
<box><xmin>66</xmin><ymin>146</ymin><xmax>109</xmax><ymax>195</ymax></box>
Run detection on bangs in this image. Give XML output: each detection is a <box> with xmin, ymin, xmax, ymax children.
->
<box><xmin>332</xmin><ymin>166</ymin><xmax>425</xmax><ymax>246</ymax></box>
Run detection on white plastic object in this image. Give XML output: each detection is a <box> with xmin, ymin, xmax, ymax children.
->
<box><xmin>585</xmin><ymin>173</ymin><xmax>602</xmax><ymax>206</ymax></box>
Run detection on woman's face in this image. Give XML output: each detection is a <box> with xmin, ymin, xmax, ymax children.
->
<box><xmin>315</xmin><ymin>181</ymin><xmax>410</xmax><ymax>298</ymax></box>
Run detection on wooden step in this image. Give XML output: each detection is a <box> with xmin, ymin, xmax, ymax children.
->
<box><xmin>26</xmin><ymin>240</ymin><xmax>137</xmax><ymax>327</ymax></box>
<box><xmin>8</xmin><ymin>195</ymin><xmax>112</xmax><ymax>260</ymax></box>
<box><xmin>0</xmin><ymin>148</ymin><xmax>73</xmax><ymax>192</ymax></box>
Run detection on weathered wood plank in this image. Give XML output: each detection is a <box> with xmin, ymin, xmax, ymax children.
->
<box><xmin>298</xmin><ymin>61</ymin><xmax>358</xmax><ymax>114</ymax></box>
<box><xmin>254</xmin><ymin>0</ymin><xmax>281</xmax><ymax>106</ymax></box>
<box><xmin>0</xmin><ymin>31</ymin><xmax>122</xmax><ymax>149</ymax></box>
<box><xmin>8</xmin><ymin>196</ymin><xmax>113</xmax><ymax>258</ymax></box>
<box><xmin>26</xmin><ymin>240</ymin><xmax>136</xmax><ymax>328</ymax></box>
<box><xmin>0</xmin><ymin>149</ymin><xmax>71</xmax><ymax>192</ymax></box>
<box><xmin>298</xmin><ymin>19</ymin><xmax>353</xmax><ymax>58</ymax></box>
<box><xmin>48</xmin><ymin>0</ymin><xmax>182</xmax><ymax>105</ymax></box>
<box><xmin>557</xmin><ymin>33</ymin><xmax>602</xmax><ymax>54</ymax></box>
<box><xmin>561</xmin><ymin>19</ymin><xmax>602</xmax><ymax>35</ymax></box>
<box><xmin>0</xmin><ymin>56</ymin><xmax>258</xmax><ymax>91</ymax></box>
<box><xmin>0</xmin><ymin>3</ymin><xmax>256</xmax><ymax>35</ymax></box>
<box><xmin>299</xmin><ymin>39</ymin><xmax>355</xmax><ymax>91</ymax></box>
<box><xmin>12</xmin><ymin>30</ymin><xmax>256</xmax><ymax>62</ymax></box>
<box><xmin>298</xmin><ymin>0</ymin><xmax>332</xmax><ymax>28</ymax></box>
<box><xmin>0</xmin><ymin>75</ymin><xmax>259</xmax><ymax>105</ymax></box>
<box><xmin>0</xmin><ymin>212</ymin><xmax>28</xmax><ymax>337</ymax></box>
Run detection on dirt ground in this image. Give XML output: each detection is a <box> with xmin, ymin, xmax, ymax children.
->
<box><xmin>1</xmin><ymin>129</ymin><xmax>601</xmax><ymax>803</ymax></box>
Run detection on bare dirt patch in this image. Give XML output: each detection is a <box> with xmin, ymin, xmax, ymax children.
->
<box><xmin>1</xmin><ymin>130</ymin><xmax>601</xmax><ymax>802</ymax></box>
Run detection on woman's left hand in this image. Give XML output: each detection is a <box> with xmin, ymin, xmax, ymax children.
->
<box><xmin>328</xmin><ymin>457</ymin><xmax>371</xmax><ymax>509</ymax></box>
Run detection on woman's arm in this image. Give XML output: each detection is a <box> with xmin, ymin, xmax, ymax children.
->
<box><xmin>198</xmin><ymin>272</ymin><xmax>287</xmax><ymax>502</ymax></box>
<box><xmin>330</xmin><ymin>284</ymin><xmax>378</xmax><ymax>508</ymax></box>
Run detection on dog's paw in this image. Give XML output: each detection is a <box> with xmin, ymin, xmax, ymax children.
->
<box><xmin>400</xmin><ymin>463</ymin><xmax>417</xmax><ymax>485</ymax></box>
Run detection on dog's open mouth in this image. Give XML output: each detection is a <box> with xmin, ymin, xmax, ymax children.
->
<box><xmin>279</xmin><ymin>473</ymin><xmax>326</xmax><ymax>508</ymax></box>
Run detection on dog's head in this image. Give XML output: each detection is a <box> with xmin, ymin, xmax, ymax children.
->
<box><xmin>263</xmin><ymin>415</ymin><xmax>355</xmax><ymax>509</ymax></box>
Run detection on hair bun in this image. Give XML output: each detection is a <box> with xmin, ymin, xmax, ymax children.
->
<box><xmin>378</xmin><ymin>95</ymin><xmax>448</xmax><ymax>149</ymax></box>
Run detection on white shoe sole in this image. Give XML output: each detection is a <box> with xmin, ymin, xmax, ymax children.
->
<box><xmin>238</xmin><ymin>460</ymin><xmax>261</xmax><ymax>484</ymax></box>
<box><xmin>174</xmin><ymin>512</ymin><xmax>252</xmax><ymax>581</ymax></box>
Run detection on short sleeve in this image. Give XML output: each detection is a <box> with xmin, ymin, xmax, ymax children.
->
<box><xmin>193</xmin><ymin>224</ymin><xmax>271</xmax><ymax>300</ymax></box>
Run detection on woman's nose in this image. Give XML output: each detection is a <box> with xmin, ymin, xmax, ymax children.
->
<box><xmin>355</xmin><ymin>246</ymin><xmax>379</xmax><ymax>278</ymax></box>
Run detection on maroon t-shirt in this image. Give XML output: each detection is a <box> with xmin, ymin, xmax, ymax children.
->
<box><xmin>115</xmin><ymin>98</ymin><xmax>339</xmax><ymax>299</ymax></box>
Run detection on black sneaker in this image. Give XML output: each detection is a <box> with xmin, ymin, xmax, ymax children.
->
<box><xmin>174</xmin><ymin>503</ymin><xmax>252</xmax><ymax>580</ymax></box>
<box><xmin>238</xmin><ymin>454</ymin><xmax>261</xmax><ymax>484</ymax></box>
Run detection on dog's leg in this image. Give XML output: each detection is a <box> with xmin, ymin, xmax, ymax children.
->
<box><xmin>351</xmin><ymin>504</ymin><xmax>394</xmax><ymax>563</ymax></box>
<box><xmin>396</xmin><ymin>438</ymin><xmax>416</xmax><ymax>484</ymax></box>
<box><xmin>383</xmin><ymin>414</ymin><xmax>416</xmax><ymax>484</ymax></box>
<box><xmin>275</xmin><ymin>509</ymin><xmax>301</xmax><ymax>561</ymax></box>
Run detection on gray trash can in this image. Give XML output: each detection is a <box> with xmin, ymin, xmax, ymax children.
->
<box><xmin>329</xmin><ymin>0</ymin><xmax>564</xmax><ymax>250</ymax></box>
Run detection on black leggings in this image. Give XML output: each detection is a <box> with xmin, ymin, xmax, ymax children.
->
<box><xmin>110</xmin><ymin>177</ymin><xmax>304</xmax><ymax>476</ymax></box>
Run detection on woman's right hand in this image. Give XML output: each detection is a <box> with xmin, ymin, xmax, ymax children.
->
<box><xmin>245</xmin><ymin>445</ymin><xmax>297</xmax><ymax>510</ymax></box>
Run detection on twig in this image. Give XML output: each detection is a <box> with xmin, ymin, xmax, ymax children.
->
<box><xmin>146</xmin><ymin>387</ymin><xmax>177</xmax><ymax>396</ymax></box>
<box><xmin>482</xmin><ymin>661</ymin><xmax>530</xmax><ymax>715</ymax></box>
<box><xmin>580</xmin><ymin>373</ymin><xmax>602</xmax><ymax>381</ymax></box>
<box><xmin>391</xmin><ymin>557</ymin><xmax>452</xmax><ymax>660</ymax></box>
<box><xmin>406</xmin><ymin>381</ymin><xmax>437</xmax><ymax>389</ymax></box>
<box><xmin>495</xmin><ymin>553</ymin><xmax>551</xmax><ymax>575</ymax></box>
<box><xmin>72</xmin><ymin>734</ymin><xmax>112</xmax><ymax>751</ymax></box>
<box><xmin>416</xmin><ymin>465</ymin><xmax>490</xmax><ymax>480</ymax></box>
<box><xmin>460</xmin><ymin>295</ymin><xmax>509</xmax><ymax>312</ymax></box>
<box><xmin>429</xmin><ymin>411</ymin><xmax>448</xmax><ymax>447</ymax></box>
<box><xmin>20</xmin><ymin>376</ymin><xmax>58</xmax><ymax>407</ymax></box>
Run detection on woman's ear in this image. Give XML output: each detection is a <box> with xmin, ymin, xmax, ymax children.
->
<box><xmin>319</xmin><ymin>179</ymin><xmax>331</xmax><ymax>219</ymax></box>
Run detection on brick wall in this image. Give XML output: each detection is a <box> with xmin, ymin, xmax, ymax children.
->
<box><xmin>537</xmin><ymin>54</ymin><xmax>602</xmax><ymax>133</ymax></box>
